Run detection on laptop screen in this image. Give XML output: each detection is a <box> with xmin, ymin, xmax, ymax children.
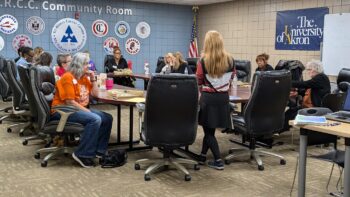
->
<box><xmin>344</xmin><ymin>90</ymin><xmax>350</xmax><ymax>111</ymax></box>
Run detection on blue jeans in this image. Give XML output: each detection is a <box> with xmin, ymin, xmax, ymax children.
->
<box><xmin>51</xmin><ymin>109</ymin><xmax>113</xmax><ymax>158</ymax></box>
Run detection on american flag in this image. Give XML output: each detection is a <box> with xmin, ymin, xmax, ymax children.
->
<box><xmin>188</xmin><ymin>8</ymin><xmax>199</xmax><ymax>58</ymax></box>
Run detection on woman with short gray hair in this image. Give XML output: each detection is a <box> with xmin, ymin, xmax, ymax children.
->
<box><xmin>51</xmin><ymin>52</ymin><xmax>113</xmax><ymax>168</ymax></box>
<box><xmin>283</xmin><ymin>59</ymin><xmax>330</xmax><ymax>131</ymax></box>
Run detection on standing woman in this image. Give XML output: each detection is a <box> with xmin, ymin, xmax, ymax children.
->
<box><xmin>196</xmin><ymin>30</ymin><xmax>234</xmax><ymax>170</ymax></box>
<box><xmin>105</xmin><ymin>46</ymin><xmax>134</xmax><ymax>87</ymax></box>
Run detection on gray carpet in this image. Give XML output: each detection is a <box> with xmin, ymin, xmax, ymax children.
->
<box><xmin>0</xmin><ymin>102</ymin><xmax>343</xmax><ymax>197</ymax></box>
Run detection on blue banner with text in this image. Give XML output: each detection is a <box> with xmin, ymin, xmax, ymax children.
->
<box><xmin>275</xmin><ymin>7</ymin><xmax>329</xmax><ymax>51</ymax></box>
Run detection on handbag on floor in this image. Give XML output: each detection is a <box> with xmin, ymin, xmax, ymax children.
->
<box><xmin>100</xmin><ymin>149</ymin><xmax>128</xmax><ymax>168</ymax></box>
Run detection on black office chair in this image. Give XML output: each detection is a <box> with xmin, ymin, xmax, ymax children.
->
<box><xmin>103</xmin><ymin>55</ymin><xmax>114</xmax><ymax>73</ymax></box>
<box><xmin>0</xmin><ymin>57</ymin><xmax>13</xmax><ymax>119</ymax></box>
<box><xmin>225</xmin><ymin>70</ymin><xmax>291</xmax><ymax>170</ymax></box>
<box><xmin>29</xmin><ymin>66</ymin><xmax>84</xmax><ymax>167</ymax></box>
<box><xmin>18</xmin><ymin>66</ymin><xmax>49</xmax><ymax>145</ymax></box>
<box><xmin>186</xmin><ymin>57</ymin><xmax>199</xmax><ymax>73</ymax></box>
<box><xmin>155</xmin><ymin>56</ymin><xmax>165</xmax><ymax>73</ymax></box>
<box><xmin>234</xmin><ymin>60</ymin><xmax>251</xmax><ymax>82</ymax></box>
<box><xmin>4</xmin><ymin>60</ymin><xmax>32</xmax><ymax>134</ymax></box>
<box><xmin>135</xmin><ymin>74</ymin><xmax>199</xmax><ymax>181</ymax></box>
<box><xmin>337</xmin><ymin>68</ymin><xmax>350</xmax><ymax>86</ymax></box>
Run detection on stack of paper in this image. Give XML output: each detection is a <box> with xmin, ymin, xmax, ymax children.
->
<box><xmin>294</xmin><ymin>114</ymin><xmax>327</xmax><ymax>125</ymax></box>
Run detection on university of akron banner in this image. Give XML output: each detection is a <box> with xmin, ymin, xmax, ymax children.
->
<box><xmin>275</xmin><ymin>7</ymin><xmax>329</xmax><ymax>51</ymax></box>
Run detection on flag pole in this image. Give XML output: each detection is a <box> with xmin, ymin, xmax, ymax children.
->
<box><xmin>192</xmin><ymin>6</ymin><xmax>199</xmax><ymax>58</ymax></box>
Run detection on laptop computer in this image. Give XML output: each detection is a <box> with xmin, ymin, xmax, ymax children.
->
<box><xmin>325</xmin><ymin>90</ymin><xmax>350</xmax><ymax>123</ymax></box>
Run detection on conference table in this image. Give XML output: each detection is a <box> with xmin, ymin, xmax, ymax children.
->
<box><xmin>95</xmin><ymin>85</ymin><xmax>151</xmax><ymax>151</ymax></box>
<box><xmin>293</xmin><ymin>121</ymin><xmax>350</xmax><ymax>197</ymax></box>
<box><xmin>94</xmin><ymin>84</ymin><xmax>251</xmax><ymax>153</ymax></box>
<box><xmin>113</xmin><ymin>73</ymin><xmax>151</xmax><ymax>90</ymax></box>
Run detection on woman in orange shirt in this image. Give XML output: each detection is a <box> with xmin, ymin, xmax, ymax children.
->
<box><xmin>51</xmin><ymin>52</ymin><xmax>113</xmax><ymax>168</ymax></box>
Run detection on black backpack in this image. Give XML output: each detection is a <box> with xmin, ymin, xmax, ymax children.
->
<box><xmin>100</xmin><ymin>149</ymin><xmax>127</xmax><ymax>168</ymax></box>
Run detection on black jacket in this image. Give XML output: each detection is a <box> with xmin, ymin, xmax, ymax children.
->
<box><xmin>172</xmin><ymin>63</ymin><xmax>193</xmax><ymax>74</ymax></box>
<box><xmin>105</xmin><ymin>57</ymin><xmax>128</xmax><ymax>72</ymax></box>
<box><xmin>256</xmin><ymin>64</ymin><xmax>274</xmax><ymax>72</ymax></box>
<box><xmin>292</xmin><ymin>73</ymin><xmax>330</xmax><ymax>107</ymax></box>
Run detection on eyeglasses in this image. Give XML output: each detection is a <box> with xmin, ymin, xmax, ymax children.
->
<box><xmin>114</xmin><ymin>52</ymin><xmax>121</xmax><ymax>55</ymax></box>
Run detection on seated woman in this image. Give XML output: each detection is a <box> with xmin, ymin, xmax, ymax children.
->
<box><xmin>283</xmin><ymin>60</ymin><xmax>331</xmax><ymax>131</ymax></box>
<box><xmin>172</xmin><ymin>51</ymin><xmax>193</xmax><ymax>74</ymax></box>
<box><xmin>255</xmin><ymin>53</ymin><xmax>273</xmax><ymax>72</ymax></box>
<box><xmin>55</xmin><ymin>53</ymin><xmax>72</xmax><ymax>78</ymax></box>
<box><xmin>104</xmin><ymin>46</ymin><xmax>134</xmax><ymax>87</ymax></box>
<box><xmin>51</xmin><ymin>52</ymin><xmax>113</xmax><ymax>168</ymax></box>
<box><xmin>159</xmin><ymin>53</ymin><xmax>175</xmax><ymax>74</ymax></box>
<box><xmin>34</xmin><ymin>52</ymin><xmax>53</xmax><ymax>67</ymax></box>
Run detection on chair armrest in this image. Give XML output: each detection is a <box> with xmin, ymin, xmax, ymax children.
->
<box><xmin>229</xmin><ymin>102</ymin><xmax>238</xmax><ymax>110</ymax></box>
<box><xmin>52</xmin><ymin>105</ymin><xmax>80</xmax><ymax>132</ymax></box>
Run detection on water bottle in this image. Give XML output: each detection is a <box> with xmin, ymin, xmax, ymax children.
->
<box><xmin>184</xmin><ymin>67</ymin><xmax>188</xmax><ymax>75</ymax></box>
<box><xmin>144</xmin><ymin>62</ymin><xmax>150</xmax><ymax>75</ymax></box>
<box><xmin>231</xmin><ymin>73</ymin><xmax>238</xmax><ymax>94</ymax></box>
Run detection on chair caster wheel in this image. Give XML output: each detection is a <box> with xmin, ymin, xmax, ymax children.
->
<box><xmin>228</xmin><ymin>149</ymin><xmax>233</xmax><ymax>154</ymax></box>
<box><xmin>19</xmin><ymin>132</ymin><xmax>24</xmax><ymax>137</ymax></box>
<box><xmin>144</xmin><ymin>174</ymin><xmax>151</xmax><ymax>181</ymax></box>
<box><xmin>41</xmin><ymin>161</ymin><xmax>47</xmax><ymax>167</ymax></box>
<box><xmin>34</xmin><ymin>153</ymin><xmax>40</xmax><ymax>159</ymax></box>
<box><xmin>194</xmin><ymin>164</ymin><xmax>200</xmax><ymax>171</ymax></box>
<box><xmin>44</xmin><ymin>143</ymin><xmax>51</xmax><ymax>148</ymax></box>
<box><xmin>22</xmin><ymin>140</ymin><xmax>28</xmax><ymax>145</ymax></box>
<box><xmin>7</xmin><ymin>128</ymin><xmax>12</xmax><ymax>133</ymax></box>
<box><xmin>280</xmin><ymin>159</ymin><xmax>286</xmax><ymax>165</ymax></box>
<box><xmin>135</xmin><ymin>164</ymin><xmax>141</xmax><ymax>170</ymax></box>
<box><xmin>185</xmin><ymin>175</ymin><xmax>191</xmax><ymax>181</ymax></box>
<box><xmin>224</xmin><ymin>160</ymin><xmax>231</xmax><ymax>165</ymax></box>
<box><xmin>258</xmin><ymin>165</ymin><xmax>264</xmax><ymax>171</ymax></box>
<box><xmin>0</xmin><ymin>120</ymin><xmax>2</xmax><ymax>124</ymax></box>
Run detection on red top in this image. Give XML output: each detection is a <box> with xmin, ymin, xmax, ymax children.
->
<box><xmin>56</xmin><ymin>66</ymin><xmax>66</xmax><ymax>77</ymax></box>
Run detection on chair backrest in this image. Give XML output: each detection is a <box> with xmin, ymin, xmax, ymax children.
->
<box><xmin>104</xmin><ymin>55</ymin><xmax>114</xmax><ymax>72</ymax></box>
<box><xmin>5</xmin><ymin>60</ymin><xmax>26</xmax><ymax>110</ymax></box>
<box><xmin>0</xmin><ymin>57</ymin><xmax>12</xmax><ymax>101</ymax></box>
<box><xmin>30</xmin><ymin>66</ymin><xmax>56</xmax><ymax>129</ymax></box>
<box><xmin>186</xmin><ymin>57</ymin><xmax>199</xmax><ymax>73</ymax></box>
<box><xmin>234</xmin><ymin>59</ymin><xmax>251</xmax><ymax>83</ymax></box>
<box><xmin>244</xmin><ymin>70</ymin><xmax>291</xmax><ymax>135</ymax></box>
<box><xmin>337</xmin><ymin>68</ymin><xmax>350</xmax><ymax>87</ymax></box>
<box><xmin>144</xmin><ymin>74</ymin><xmax>199</xmax><ymax>148</ymax></box>
<box><xmin>275</xmin><ymin>60</ymin><xmax>304</xmax><ymax>82</ymax></box>
<box><xmin>322</xmin><ymin>93</ymin><xmax>346</xmax><ymax>112</ymax></box>
<box><xmin>18</xmin><ymin>66</ymin><xmax>38</xmax><ymax>122</ymax></box>
<box><xmin>155</xmin><ymin>56</ymin><xmax>165</xmax><ymax>73</ymax></box>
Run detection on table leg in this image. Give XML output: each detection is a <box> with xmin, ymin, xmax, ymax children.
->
<box><xmin>144</xmin><ymin>80</ymin><xmax>149</xmax><ymax>90</ymax></box>
<box><xmin>344</xmin><ymin>138</ymin><xmax>350</xmax><ymax>197</ymax></box>
<box><xmin>117</xmin><ymin>104</ymin><xmax>121</xmax><ymax>143</ymax></box>
<box><xmin>298</xmin><ymin>129</ymin><xmax>308</xmax><ymax>197</ymax></box>
<box><xmin>129</xmin><ymin>105</ymin><xmax>133</xmax><ymax>150</ymax></box>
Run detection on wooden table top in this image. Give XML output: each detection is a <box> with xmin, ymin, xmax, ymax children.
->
<box><xmin>95</xmin><ymin>85</ymin><xmax>145</xmax><ymax>106</ymax></box>
<box><xmin>95</xmin><ymin>84</ymin><xmax>251</xmax><ymax>106</ymax></box>
<box><xmin>291</xmin><ymin>120</ymin><xmax>350</xmax><ymax>138</ymax></box>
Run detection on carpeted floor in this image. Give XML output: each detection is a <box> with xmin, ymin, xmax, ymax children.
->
<box><xmin>0</xmin><ymin>102</ymin><xmax>344</xmax><ymax>197</ymax></box>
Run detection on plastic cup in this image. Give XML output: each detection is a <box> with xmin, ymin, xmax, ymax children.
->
<box><xmin>106</xmin><ymin>78</ymin><xmax>114</xmax><ymax>90</ymax></box>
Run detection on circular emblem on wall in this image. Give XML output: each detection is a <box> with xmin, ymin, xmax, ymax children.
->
<box><xmin>136</xmin><ymin>21</ymin><xmax>151</xmax><ymax>39</ymax></box>
<box><xmin>26</xmin><ymin>16</ymin><xmax>45</xmax><ymax>35</ymax></box>
<box><xmin>0</xmin><ymin>14</ymin><xmax>18</xmax><ymax>34</ymax></box>
<box><xmin>115</xmin><ymin>21</ymin><xmax>130</xmax><ymax>38</ymax></box>
<box><xmin>103</xmin><ymin>37</ymin><xmax>119</xmax><ymax>54</ymax></box>
<box><xmin>51</xmin><ymin>18</ymin><xmax>87</xmax><ymax>53</ymax></box>
<box><xmin>92</xmin><ymin>19</ymin><xmax>108</xmax><ymax>37</ymax></box>
<box><xmin>125</xmin><ymin>38</ymin><xmax>140</xmax><ymax>55</ymax></box>
<box><xmin>0</xmin><ymin>36</ymin><xmax>4</xmax><ymax>51</ymax></box>
<box><xmin>12</xmin><ymin>34</ymin><xmax>32</xmax><ymax>52</ymax></box>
